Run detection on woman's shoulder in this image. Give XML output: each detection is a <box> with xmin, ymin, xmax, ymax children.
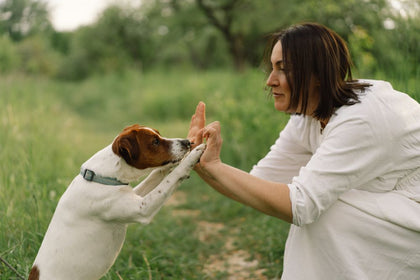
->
<box><xmin>356</xmin><ymin>79</ymin><xmax>392</xmax><ymax>90</ymax></box>
<box><xmin>355</xmin><ymin>79</ymin><xmax>415</xmax><ymax>103</ymax></box>
<box><xmin>330</xmin><ymin>79</ymin><xmax>419</xmax><ymax>135</ymax></box>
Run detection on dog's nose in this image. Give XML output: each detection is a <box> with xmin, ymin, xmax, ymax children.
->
<box><xmin>181</xmin><ymin>139</ymin><xmax>191</xmax><ymax>149</ymax></box>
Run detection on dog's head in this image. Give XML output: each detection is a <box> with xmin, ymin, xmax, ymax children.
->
<box><xmin>112</xmin><ymin>124</ymin><xmax>191</xmax><ymax>169</ymax></box>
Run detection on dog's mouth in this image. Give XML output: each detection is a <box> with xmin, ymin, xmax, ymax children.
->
<box><xmin>161</xmin><ymin>139</ymin><xmax>192</xmax><ymax>166</ymax></box>
<box><xmin>162</xmin><ymin>150</ymin><xmax>191</xmax><ymax>166</ymax></box>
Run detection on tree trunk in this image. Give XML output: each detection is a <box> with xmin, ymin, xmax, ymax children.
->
<box><xmin>195</xmin><ymin>0</ymin><xmax>246</xmax><ymax>71</ymax></box>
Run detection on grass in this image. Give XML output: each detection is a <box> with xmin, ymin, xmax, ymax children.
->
<box><xmin>0</xmin><ymin>69</ymin><xmax>417</xmax><ymax>279</ymax></box>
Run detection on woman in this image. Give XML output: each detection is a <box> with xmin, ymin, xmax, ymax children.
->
<box><xmin>188</xmin><ymin>23</ymin><xmax>420</xmax><ymax>279</ymax></box>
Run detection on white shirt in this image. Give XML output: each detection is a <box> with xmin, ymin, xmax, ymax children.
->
<box><xmin>250</xmin><ymin>80</ymin><xmax>420</xmax><ymax>279</ymax></box>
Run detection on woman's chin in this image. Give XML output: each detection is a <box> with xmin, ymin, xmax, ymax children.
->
<box><xmin>274</xmin><ymin>102</ymin><xmax>289</xmax><ymax>112</ymax></box>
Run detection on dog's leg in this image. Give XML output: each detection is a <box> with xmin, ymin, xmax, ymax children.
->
<box><xmin>97</xmin><ymin>145</ymin><xmax>204</xmax><ymax>224</ymax></box>
<box><xmin>133</xmin><ymin>167</ymin><xmax>172</xmax><ymax>197</ymax></box>
<box><xmin>137</xmin><ymin>144</ymin><xmax>205</xmax><ymax>223</ymax></box>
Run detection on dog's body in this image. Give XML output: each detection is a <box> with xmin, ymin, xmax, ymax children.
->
<box><xmin>29</xmin><ymin>125</ymin><xmax>205</xmax><ymax>280</ymax></box>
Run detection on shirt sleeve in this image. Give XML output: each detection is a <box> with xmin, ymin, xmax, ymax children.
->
<box><xmin>289</xmin><ymin>115</ymin><xmax>395</xmax><ymax>226</ymax></box>
<box><xmin>250</xmin><ymin>116</ymin><xmax>312</xmax><ymax>184</ymax></box>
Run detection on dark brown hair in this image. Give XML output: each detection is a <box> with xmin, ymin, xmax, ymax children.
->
<box><xmin>263</xmin><ymin>22</ymin><xmax>371</xmax><ymax>120</ymax></box>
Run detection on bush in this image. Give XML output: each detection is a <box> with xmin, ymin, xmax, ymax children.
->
<box><xmin>16</xmin><ymin>35</ymin><xmax>62</xmax><ymax>76</ymax></box>
<box><xmin>0</xmin><ymin>35</ymin><xmax>20</xmax><ymax>72</ymax></box>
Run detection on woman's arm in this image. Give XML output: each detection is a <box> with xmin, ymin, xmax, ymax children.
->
<box><xmin>197</xmin><ymin>121</ymin><xmax>293</xmax><ymax>223</ymax></box>
<box><xmin>197</xmin><ymin>161</ymin><xmax>293</xmax><ymax>222</ymax></box>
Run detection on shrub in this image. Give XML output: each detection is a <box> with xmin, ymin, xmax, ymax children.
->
<box><xmin>16</xmin><ymin>35</ymin><xmax>62</xmax><ymax>76</ymax></box>
<box><xmin>0</xmin><ymin>35</ymin><xmax>20</xmax><ymax>72</ymax></box>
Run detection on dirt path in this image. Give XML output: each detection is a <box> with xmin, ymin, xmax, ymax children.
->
<box><xmin>167</xmin><ymin>191</ymin><xmax>267</xmax><ymax>279</ymax></box>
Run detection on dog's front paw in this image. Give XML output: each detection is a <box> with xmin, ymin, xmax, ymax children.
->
<box><xmin>193</xmin><ymin>143</ymin><xmax>206</xmax><ymax>154</ymax></box>
<box><xmin>183</xmin><ymin>144</ymin><xmax>206</xmax><ymax>167</ymax></box>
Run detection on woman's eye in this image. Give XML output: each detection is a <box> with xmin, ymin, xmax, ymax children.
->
<box><xmin>277</xmin><ymin>66</ymin><xmax>285</xmax><ymax>72</ymax></box>
<box><xmin>272</xmin><ymin>65</ymin><xmax>284</xmax><ymax>72</ymax></box>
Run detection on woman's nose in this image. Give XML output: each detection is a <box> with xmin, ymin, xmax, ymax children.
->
<box><xmin>266</xmin><ymin>71</ymin><xmax>279</xmax><ymax>87</ymax></box>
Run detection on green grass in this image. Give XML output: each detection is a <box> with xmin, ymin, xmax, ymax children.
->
<box><xmin>0</xmin><ymin>69</ymin><xmax>417</xmax><ymax>279</ymax></box>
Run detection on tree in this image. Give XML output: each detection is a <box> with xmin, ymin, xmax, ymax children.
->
<box><xmin>53</xmin><ymin>0</ymin><xmax>419</xmax><ymax>80</ymax></box>
<box><xmin>192</xmin><ymin>0</ymin><xmax>418</xmax><ymax>77</ymax></box>
<box><xmin>57</xmin><ymin>4</ymin><xmax>155</xmax><ymax>79</ymax></box>
<box><xmin>0</xmin><ymin>0</ymin><xmax>52</xmax><ymax>41</ymax></box>
<box><xmin>195</xmin><ymin>0</ymin><xmax>245</xmax><ymax>70</ymax></box>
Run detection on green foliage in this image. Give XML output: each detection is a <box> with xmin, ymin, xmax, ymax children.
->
<box><xmin>15</xmin><ymin>35</ymin><xmax>62</xmax><ymax>76</ymax></box>
<box><xmin>372</xmin><ymin>16</ymin><xmax>420</xmax><ymax>81</ymax></box>
<box><xmin>348</xmin><ymin>26</ymin><xmax>377</xmax><ymax>75</ymax></box>
<box><xmin>0</xmin><ymin>0</ymin><xmax>419</xmax><ymax>83</ymax></box>
<box><xmin>50</xmin><ymin>31</ymin><xmax>71</xmax><ymax>55</ymax></box>
<box><xmin>0</xmin><ymin>0</ymin><xmax>52</xmax><ymax>41</ymax></box>
<box><xmin>0</xmin><ymin>76</ymin><xmax>88</xmax><ymax>279</ymax></box>
<box><xmin>55</xmin><ymin>5</ymin><xmax>155</xmax><ymax>80</ymax></box>
<box><xmin>0</xmin><ymin>35</ymin><xmax>20</xmax><ymax>72</ymax></box>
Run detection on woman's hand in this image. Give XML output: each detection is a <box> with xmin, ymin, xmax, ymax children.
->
<box><xmin>188</xmin><ymin>102</ymin><xmax>223</xmax><ymax>169</ymax></box>
<box><xmin>188</xmin><ymin>102</ymin><xmax>206</xmax><ymax>149</ymax></box>
<box><xmin>201</xmin><ymin>121</ymin><xmax>223</xmax><ymax>167</ymax></box>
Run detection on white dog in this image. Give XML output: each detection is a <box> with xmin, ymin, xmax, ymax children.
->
<box><xmin>29</xmin><ymin>124</ymin><xmax>205</xmax><ymax>280</ymax></box>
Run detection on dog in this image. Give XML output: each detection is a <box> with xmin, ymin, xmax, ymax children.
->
<box><xmin>28</xmin><ymin>124</ymin><xmax>205</xmax><ymax>280</ymax></box>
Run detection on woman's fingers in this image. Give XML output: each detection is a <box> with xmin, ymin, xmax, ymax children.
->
<box><xmin>194</xmin><ymin>102</ymin><xmax>206</xmax><ymax>128</ymax></box>
<box><xmin>188</xmin><ymin>102</ymin><xmax>206</xmax><ymax>147</ymax></box>
<box><xmin>201</xmin><ymin>122</ymin><xmax>222</xmax><ymax>165</ymax></box>
<box><xmin>203</xmin><ymin>121</ymin><xmax>220</xmax><ymax>140</ymax></box>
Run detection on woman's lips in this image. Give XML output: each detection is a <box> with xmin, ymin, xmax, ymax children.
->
<box><xmin>272</xmin><ymin>92</ymin><xmax>284</xmax><ymax>97</ymax></box>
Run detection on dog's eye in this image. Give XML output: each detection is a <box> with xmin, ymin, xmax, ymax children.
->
<box><xmin>152</xmin><ymin>137</ymin><xmax>160</xmax><ymax>146</ymax></box>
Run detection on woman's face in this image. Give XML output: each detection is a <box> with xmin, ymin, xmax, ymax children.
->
<box><xmin>266</xmin><ymin>41</ymin><xmax>293</xmax><ymax>112</ymax></box>
<box><xmin>266</xmin><ymin>41</ymin><xmax>320</xmax><ymax>116</ymax></box>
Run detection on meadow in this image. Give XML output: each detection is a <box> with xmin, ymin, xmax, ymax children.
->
<box><xmin>0</xmin><ymin>69</ymin><xmax>417</xmax><ymax>279</ymax></box>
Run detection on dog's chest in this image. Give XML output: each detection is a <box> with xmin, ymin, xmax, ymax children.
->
<box><xmin>34</xmin><ymin>178</ymin><xmax>130</xmax><ymax>271</ymax></box>
<box><xmin>35</xmin><ymin>211</ymin><xmax>128</xmax><ymax>280</ymax></box>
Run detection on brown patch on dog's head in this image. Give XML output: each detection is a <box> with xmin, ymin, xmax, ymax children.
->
<box><xmin>28</xmin><ymin>265</ymin><xmax>40</xmax><ymax>280</ymax></box>
<box><xmin>112</xmin><ymin>124</ymin><xmax>189</xmax><ymax>169</ymax></box>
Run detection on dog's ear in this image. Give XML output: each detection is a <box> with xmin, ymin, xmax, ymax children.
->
<box><xmin>112</xmin><ymin>133</ymin><xmax>140</xmax><ymax>165</ymax></box>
